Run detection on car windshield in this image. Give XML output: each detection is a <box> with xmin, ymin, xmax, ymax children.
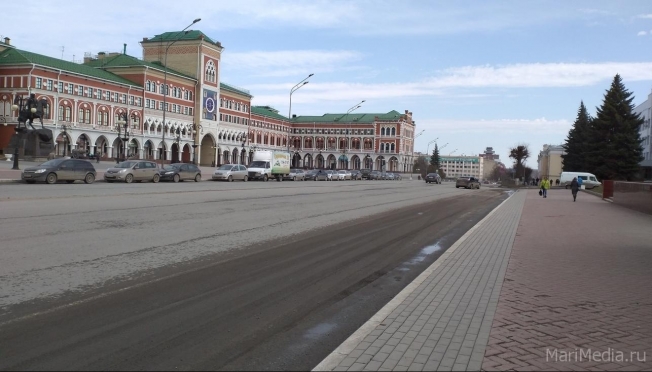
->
<box><xmin>162</xmin><ymin>164</ymin><xmax>181</xmax><ymax>171</ymax></box>
<box><xmin>39</xmin><ymin>159</ymin><xmax>66</xmax><ymax>167</ymax></box>
<box><xmin>339</xmin><ymin>171</ymin><xmax>345</xmax><ymax>174</ymax></box>
<box><xmin>218</xmin><ymin>165</ymin><xmax>234</xmax><ymax>170</ymax></box>
<box><xmin>116</xmin><ymin>161</ymin><xmax>138</xmax><ymax>169</ymax></box>
<box><xmin>249</xmin><ymin>161</ymin><xmax>267</xmax><ymax>168</ymax></box>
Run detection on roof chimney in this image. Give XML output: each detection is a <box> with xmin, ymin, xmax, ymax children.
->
<box><xmin>123</xmin><ymin>43</ymin><xmax>127</xmax><ymax>55</ymax></box>
<box><xmin>142</xmin><ymin>37</ymin><xmax>149</xmax><ymax>42</ymax></box>
<box><xmin>3</xmin><ymin>37</ymin><xmax>10</xmax><ymax>45</ymax></box>
<box><xmin>98</xmin><ymin>51</ymin><xmax>106</xmax><ymax>60</ymax></box>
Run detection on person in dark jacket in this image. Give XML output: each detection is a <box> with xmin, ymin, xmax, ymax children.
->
<box><xmin>570</xmin><ymin>177</ymin><xmax>579</xmax><ymax>202</ymax></box>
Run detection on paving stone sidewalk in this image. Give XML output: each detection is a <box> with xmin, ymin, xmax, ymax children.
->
<box><xmin>482</xmin><ymin>189</ymin><xmax>652</xmax><ymax>371</ymax></box>
<box><xmin>315</xmin><ymin>190</ymin><xmax>527</xmax><ymax>371</ymax></box>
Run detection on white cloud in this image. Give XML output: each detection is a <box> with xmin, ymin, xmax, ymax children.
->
<box><xmin>245</xmin><ymin>61</ymin><xmax>652</xmax><ymax>107</ymax></box>
<box><xmin>636</xmin><ymin>14</ymin><xmax>652</xmax><ymax>19</ymax></box>
<box><xmin>417</xmin><ymin>118</ymin><xmax>572</xmax><ymax>134</ymax></box>
<box><xmin>223</xmin><ymin>50</ymin><xmax>363</xmax><ymax>77</ymax></box>
<box><xmin>638</xmin><ymin>31</ymin><xmax>648</xmax><ymax>36</ymax></box>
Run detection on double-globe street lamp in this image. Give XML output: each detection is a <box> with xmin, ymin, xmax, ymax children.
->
<box><xmin>160</xmin><ymin>18</ymin><xmax>201</xmax><ymax>165</ymax></box>
<box><xmin>287</xmin><ymin>73</ymin><xmax>313</xmax><ymax>152</ymax></box>
<box><xmin>191</xmin><ymin>123</ymin><xmax>203</xmax><ymax>165</ymax></box>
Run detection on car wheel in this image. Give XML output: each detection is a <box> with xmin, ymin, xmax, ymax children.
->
<box><xmin>125</xmin><ymin>174</ymin><xmax>134</xmax><ymax>183</ymax></box>
<box><xmin>243</xmin><ymin>175</ymin><xmax>248</xmax><ymax>182</ymax></box>
<box><xmin>263</xmin><ymin>174</ymin><xmax>268</xmax><ymax>182</ymax></box>
<box><xmin>152</xmin><ymin>174</ymin><xmax>160</xmax><ymax>183</ymax></box>
<box><xmin>195</xmin><ymin>174</ymin><xmax>201</xmax><ymax>182</ymax></box>
<box><xmin>46</xmin><ymin>173</ymin><xmax>58</xmax><ymax>184</ymax></box>
<box><xmin>173</xmin><ymin>174</ymin><xmax>180</xmax><ymax>183</ymax></box>
<box><xmin>228</xmin><ymin>175</ymin><xmax>233</xmax><ymax>182</ymax></box>
<box><xmin>84</xmin><ymin>173</ymin><xmax>95</xmax><ymax>184</ymax></box>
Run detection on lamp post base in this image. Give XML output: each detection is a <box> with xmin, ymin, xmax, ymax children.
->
<box><xmin>12</xmin><ymin>146</ymin><xmax>20</xmax><ymax>170</ymax></box>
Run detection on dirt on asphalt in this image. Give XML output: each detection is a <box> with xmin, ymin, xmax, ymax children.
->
<box><xmin>0</xmin><ymin>189</ymin><xmax>507</xmax><ymax>371</ymax></box>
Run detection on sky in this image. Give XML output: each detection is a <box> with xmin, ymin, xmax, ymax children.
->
<box><xmin>3</xmin><ymin>0</ymin><xmax>652</xmax><ymax>167</ymax></box>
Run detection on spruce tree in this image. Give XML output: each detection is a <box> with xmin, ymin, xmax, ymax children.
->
<box><xmin>430</xmin><ymin>143</ymin><xmax>441</xmax><ymax>173</ymax></box>
<box><xmin>587</xmin><ymin>74</ymin><xmax>644</xmax><ymax>180</ymax></box>
<box><xmin>562</xmin><ymin>101</ymin><xmax>592</xmax><ymax>171</ymax></box>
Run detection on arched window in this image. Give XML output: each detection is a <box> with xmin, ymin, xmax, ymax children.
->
<box><xmin>146</xmin><ymin>81</ymin><xmax>151</xmax><ymax>92</ymax></box>
<box><xmin>205</xmin><ymin>60</ymin><xmax>216</xmax><ymax>83</ymax></box>
<box><xmin>152</xmin><ymin>83</ymin><xmax>157</xmax><ymax>93</ymax></box>
<box><xmin>391</xmin><ymin>128</ymin><xmax>396</xmax><ymax>136</ymax></box>
<box><xmin>381</xmin><ymin>128</ymin><xmax>386</xmax><ymax>136</ymax></box>
<box><xmin>390</xmin><ymin>143</ymin><xmax>395</xmax><ymax>152</ymax></box>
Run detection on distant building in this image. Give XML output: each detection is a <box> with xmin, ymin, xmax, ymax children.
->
<box><xmin>479</xmin><ymin>147</ymin><xmax>499</xmax><ymax>160</ymax></box>
<box><xmin>537</xmin><ymin>144</ymin><xmax>564</xmax><ymax>182</ymax></box>
<box><xmin>439</xmin><ymin>155</ymin><xmax>484</xmax><ymax>180</ymax></box>
<box><xmin>633</xmin><ymin>90</ymin><xmax>652</xmax><ymax>180</ymax></box>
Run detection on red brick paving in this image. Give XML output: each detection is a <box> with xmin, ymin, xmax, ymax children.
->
<box><xmin>483</xmin><ymin>189</ymin><xmax>652</xmax><ymax>371</ymax></box>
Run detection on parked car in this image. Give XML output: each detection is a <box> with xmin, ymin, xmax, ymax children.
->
<box><xmin>425</xmin><ymin>173</ymin><xmax>442</xmax><ymax>184</ymax></box>
<box><xmin>284</xmin><ymin>168</ymin><xmax>306</xmax><ymax>181</ymax></box>
<box><xmin>325</xmin><ymin>170</ymin><xmax>335</xmax><ymax>181</ymax></box>
<box><xmin>22</xmin><ymin>158</ymin><xmax>97</xmax><ymax>184</ymax></box>
<box><xmin>313</xmin><ymin>170</ymin><xmax>329</xmax><ymax>181</ymax></box>
<box><xmin>350</xmin><ymin>170</ymin><xmax>363</xmax><ymax>180</ymax></box>
<box><xmin>213</xmin><ymin>164</ymin><xmax>248</xmax><ymax>182</ymax></box>
<box><xmin>456</xmin><ymin>176</ymin><xmax>481</xmax><ymax>189</ymax></box>
<box><xmin>368</xmin><ymin>170</ymin><xmax>382</xmax><ymax>180</ymax></box>
<box><xmin>560</xmin><ymin>172</ymin><xmax>601</xmax><ymax>189</ymax></box>
<box><xmin>104</xmin><ymin>160</ymin><xmax>160</xmax><ymax>183</ymax></box>
<box><xmin>336</xmin><ymin>170</ymin><xmax>348</xmax><ymax>180</ymax></box>
<box><xmin>159</xmin><ymin>163</ymin><xmax>202</xmax><ymax>182</ymax></box>
<box><xmin>386</xmin><ymin>173</ymin><xmax>395</xmax><ymax>180</ymax></box>
<box><xmin>304</xmin><ymin>169</ymin><xmax>319</xmax><ymax>181</ymax></box>
<box><xmin>394</xmin><ymin>173</ymin><xmax>402</xmax><ymax>181</ymax></box>
<box><xmin>360</xmin><ymin>168</ymin><xmax>372</xmax><ymax>180</ymax></box>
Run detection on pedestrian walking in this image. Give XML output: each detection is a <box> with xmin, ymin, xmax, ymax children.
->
<box><xmin>541</xmin><ymin>178</ymin><xmax>550</xmax><ymax>198</ymax></box>
<box><xmin>577</xmin><ymin>176</ymin><xmax>583</xmax><ymax>190</ymax></box>
<box><xmin>536</xmin><ymin>177</ymin><xmax>540</xmax><ymax>186</ymax></box>
<box><xmin>570</xmin><ymin>177</ymin><xmax>579</xmax><ymax>202</ymax></box>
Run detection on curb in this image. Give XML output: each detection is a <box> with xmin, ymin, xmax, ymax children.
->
<box><xmin>313</xmin><ymin>190</ymin><xmax>520</xmax><ymax>371</ymax></box>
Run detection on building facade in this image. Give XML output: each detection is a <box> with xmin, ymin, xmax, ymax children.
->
<box><xmin>439</xmin><ymin>156</ymin><xmax>484</xmax><ymax>180</ymax></box>
<box><xmin>633</xmin><ymin>90</ymin><xmax>652</xmax><ymax>180</ymax></box>
<box><xmin>0</xmin><ymin>32</ymin><xmax>416</xmax><ymax>171</ymax></box>
<box><xmin>537</xmin><ymin>144</ymin><xmax>564</xmax><ymax>182</ymax></box>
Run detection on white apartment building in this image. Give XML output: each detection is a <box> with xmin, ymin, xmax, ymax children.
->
<box><xmin>439</xmin><ymin>156</ymin><xmax>484</xmax><ymax>180</ymax></box>
<box><xmin>634</xmin><ymin>90</ymin><xmax>652</xmax><ymax>180</ymax></box>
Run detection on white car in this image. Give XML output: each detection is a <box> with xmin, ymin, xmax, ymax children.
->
<box><xmin>335</xmin><ymin>170</ymin><xmax>347</xmax><ymax>180</ymax></box>
<box><xmin>325</xmin><ymin>170</ymin><xmax>336</xmax><ymax>181</ymax></box>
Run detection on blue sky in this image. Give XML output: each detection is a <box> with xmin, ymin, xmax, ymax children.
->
<box><xmin>4</xmin><ymin>0</ymin><xmax>652</xmax><ymax>166</ymax></box>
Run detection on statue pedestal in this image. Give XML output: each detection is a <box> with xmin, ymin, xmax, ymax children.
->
<box><xmin>4</xmin><ymin>129</ymin><xmax>55</xmax><ymax>161</ymax></box>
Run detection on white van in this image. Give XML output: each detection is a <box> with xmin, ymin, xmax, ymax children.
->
<box><xmin>559</xmin><ymin>172</ymin><xmax>601</xmax><ymax>189</ymax></box>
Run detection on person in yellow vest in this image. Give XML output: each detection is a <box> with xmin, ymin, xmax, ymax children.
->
<box><xmin>540</xmin><ymin>177</ymin><xmax>550</xmax><ymax>198</ymax></box>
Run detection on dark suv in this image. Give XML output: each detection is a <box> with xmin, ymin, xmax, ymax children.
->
<box><xmin>360</xmin><ymin>168</ymin><xmax>372</xmax><ymax>179</ymax></box>
<box><xmin>425</xmin><ymin>173</ymin><xmax>441</xmax><ymax>184</ymax></box>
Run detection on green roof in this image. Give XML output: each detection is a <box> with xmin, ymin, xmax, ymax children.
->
<box><xmin>292</xmin><ymin>110</ymin><xmax>403</xmax><ymax>124</ymax></box>
<box><xmin>220</xmin><ymin>82</ymin><xmax>252</xmax><ymax>98</ymax></box>
<box><xmin>0</xmin><ymin>49</ymin><xmax>140</xmax><ymax>86</ymax></box>
<box><xmin>84</xmin><ymin>53</ymin><xmax>195</xmax><ymax>80</ymax></box>
<box><xmin>146</xmin><ymin>30</ymin><xmax>221</xmax><ymax>46</ymax></box>
<box><xmin>0</xmin><ymin>48</ymin><xmax>139</xmax><ymax>87</ymax></box>
<box><xmin>251</xmin><ymin>106</ymin><xmax>288</xmax><ymax>121</ymax></box>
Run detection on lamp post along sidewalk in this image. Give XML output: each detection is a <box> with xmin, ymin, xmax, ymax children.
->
<box><xmin>287</xmin><ymin>73</ymin><xmax>313</xmax><ymax>152</ymax></box>
<box><xmin>160</xmin><ymin>18</ymin><xmax>201</xmax><ymax>166</ymax></box>
<box><xmin>335</xmin><ymin>100</ymin><xmax>365</xmax><ymax>170</ymax></box>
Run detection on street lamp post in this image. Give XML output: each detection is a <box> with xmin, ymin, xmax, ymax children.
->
<box><xmin>160</xmin><ymin>18</ymin><xmax>201</xmax><ymax>164</ymax></box>
<box><xmin>191</xmin><ymin>123</ymin><xmax>203</xmax><ymax>165</ymax></box>
<box><xmin>288</xmin><ymin>73</ymin><xmax>313</xmax><ymax>152</ymax></box>
<box><xmin>336</xmin><ymin>100</ymin><xmax>365</xmax><ymax>169</ymax></box>
<box><xmin>61</xmin><ymin>124</ymin><xmax>68</xmax><ymax>158</ymax></box>
<box><xmin>116</xmin><ymin>114</ymin><xmax>130</xmax><ymax>163</ymax></box>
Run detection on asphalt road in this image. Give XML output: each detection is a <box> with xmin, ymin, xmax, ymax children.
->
<box><xmin>0</xmin><ymin>180</ymin><xmax>507</xmax><ymax>370</ymax></box>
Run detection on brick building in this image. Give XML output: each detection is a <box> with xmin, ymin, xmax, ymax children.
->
<box><xmin>0</xmin><ymin>32</ymin><xmax>415</xmax><ymax>171</ymax></box>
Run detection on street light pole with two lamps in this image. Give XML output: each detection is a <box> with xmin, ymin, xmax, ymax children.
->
<box><xmin>115</xmin><ymin>113</ymin><xmax>131</xmax><ymax>163</ymax></box>
<box><xmin>160</xmin><ymin>18</ymin><xmax>201</xmax><ymax>165</ymax></box>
